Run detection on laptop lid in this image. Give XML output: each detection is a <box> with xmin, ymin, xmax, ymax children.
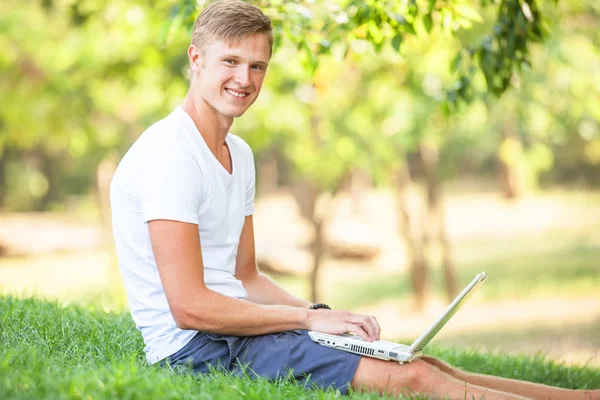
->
<box><xmin>408</xmin><ymin>272</ymin><xmax>487</xmax><ymax>353</ymax></box>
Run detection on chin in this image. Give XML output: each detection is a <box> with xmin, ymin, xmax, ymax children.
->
<box><xmin>219</xmin><ymin>110</ymin><xmax>244</xmax><ymax>119</ymax></box>
<box><xmin>221</xmin><ymin>106</ymin><xmax>249</xmax><ymax>118</ymax></box>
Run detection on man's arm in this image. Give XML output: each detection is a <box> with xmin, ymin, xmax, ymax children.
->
<box><xmin>148</xmin><ymin>219</ymin><xmax>380</xmax><ymax>340</ymax></box>
<box><xmin>234</xmin><ymin>215</ymin><xmax>309</xmax><ymax>307</ymax></box>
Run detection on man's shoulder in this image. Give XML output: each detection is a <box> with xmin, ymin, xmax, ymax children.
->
<box><xmin>114</xmin><ymin>110</ymin><xmax>199</xmax><ymax>183</ymax></box>
<box><xmin>125</xmin><ymin>110</ymin><xmax>194</xmax><ymax>163</ymax></box>
<box><xmin>139</xmin><ymin>110</ymin><xmax>185</xmax><ymax>148</ymax></box>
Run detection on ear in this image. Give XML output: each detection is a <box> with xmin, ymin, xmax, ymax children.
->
<box><xmin>188</xmin><ymin>45</ymin><xmax>203</xmax><ymax>75</ymax></box>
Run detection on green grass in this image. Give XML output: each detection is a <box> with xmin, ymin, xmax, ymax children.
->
<box><xmin>1</xmin><ymin>296</ymin><xmax>599</xmax><ymax>399</ymax></box>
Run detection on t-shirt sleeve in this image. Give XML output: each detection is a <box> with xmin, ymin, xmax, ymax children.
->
<box><xmin>139</xmin><ymin>144</ymin><xmax>204</xmax><ymax>224</ymax></box>
<box><xmin>245</xmin><ymin>147</ymin><xmax>256</xmax><ymax>216</ymax></box>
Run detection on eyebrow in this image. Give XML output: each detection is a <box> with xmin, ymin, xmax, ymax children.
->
<box><xmin>223</xmin><ymin>54</ymin><xmax>268</xmax><ymax>67</ymax></box>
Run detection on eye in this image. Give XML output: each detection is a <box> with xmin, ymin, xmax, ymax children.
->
<box><xmin>252</xmin><ymin>65</ymin><xmax>265</xmax><ymax>71</ymax></box>
<box><xmin>224</xmin><ymin>59</ymin><xmax>236</xmax><ymax>65</ymax></box>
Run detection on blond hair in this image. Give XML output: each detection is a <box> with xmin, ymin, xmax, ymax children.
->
<box><xmin>192</xmin><ymin>0</ymin><xmax>273</xmax><ymax>55</ymax></box>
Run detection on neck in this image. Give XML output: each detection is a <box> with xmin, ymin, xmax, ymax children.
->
<box><xmin>181</xmin><ymin>89</ymin><xmax>233</xmax><ymax>155</ymax></box>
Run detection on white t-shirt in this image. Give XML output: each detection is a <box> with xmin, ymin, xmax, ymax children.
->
<box><xmin>110</xmin><ymin>106</ymin><xmax>255</xmax><ymax>364</ymax></box>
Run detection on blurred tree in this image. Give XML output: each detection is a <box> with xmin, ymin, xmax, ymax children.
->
<box><xmin>0</xmin><ymin>0</ymin><xmax>190</xmax><ymax>211</ymax></box>
<box><xmin>167</xmin><ymin>0</ymin><xmax>554</xmax><ymax>304</ymax></box>
<box><xmin>440</xmin><ymin>0</ymin><xmax>600</xmax><ymax>196</ymax></box>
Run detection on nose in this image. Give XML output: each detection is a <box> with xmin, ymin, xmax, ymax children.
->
<box><xmin>234</xmin><ymin>66</ymin><xmax>251</xmax><ymax>88</ymax></box>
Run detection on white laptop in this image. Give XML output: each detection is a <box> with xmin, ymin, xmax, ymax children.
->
<box><xmin>308</xmin><ymin>272</ymin><xmax>487</xmax><ymax>364</ymax></box>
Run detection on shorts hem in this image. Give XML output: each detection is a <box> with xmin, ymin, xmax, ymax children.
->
<box><xmin>334</xmin><ymin>352</ymin><xmax>361</xmax><ymax>395</ymax></box>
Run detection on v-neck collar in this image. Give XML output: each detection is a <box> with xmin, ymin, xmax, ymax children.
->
<box><xmin>177</xmin><ymin>107</ymin><xmax>234</xmax><ymax>180</ymax></box>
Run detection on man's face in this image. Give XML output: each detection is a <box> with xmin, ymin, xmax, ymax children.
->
<box><xmin>191</xmin><ymin>33</ymin><xmax>270</xmax><ymax>119</ymax></box>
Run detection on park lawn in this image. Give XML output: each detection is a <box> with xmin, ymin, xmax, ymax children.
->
<box><xmin>1</xmin><ymin>296</ymin><xmax>599</xmax><ymax>400</ymax></box>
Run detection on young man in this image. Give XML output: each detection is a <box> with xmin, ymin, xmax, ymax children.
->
<box><xmin>110</xmin><ymin>1</ymin><xmax>599</xmax><ymax>399</ymax></box>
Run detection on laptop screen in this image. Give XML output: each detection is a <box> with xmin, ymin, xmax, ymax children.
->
<box><xmin>408</xmin><ymin>272</ymin><xmax>487</xmax><ymax>353</ymax></box>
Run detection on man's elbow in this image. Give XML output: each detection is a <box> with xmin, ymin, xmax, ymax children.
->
<box><xmin>171</xmin><ymin>301</ymin><xmax>203</xmax><ymax>330</ymax></box>
<box><xmin>169</xmin><ymin>287</ymin><xmax>212</xmax><ymax>331</ymax></box>
<box><xmin>172</xmin><ymin>308</ymin><xmax>193</xmax><ymax>330</ymax></box>
<box><xmin>236</xmin><ymin>267</ymin><xmax>260</xmax><ymax>286</ymax></box>
<box><xmin>171</xmin><ymin>303</ymin><xmax>219</xmax><ymax>332</ymax></box>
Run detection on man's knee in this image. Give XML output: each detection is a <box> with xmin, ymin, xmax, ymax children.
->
<box><xmin>351</xmin><ymin>357</ymin><xmax>432</xmax><ymax>395</ymax></box>
<box><xmin>404</xmin><ymin>359</ymin><xmax>434</xmax><ymax>392</ymax></box>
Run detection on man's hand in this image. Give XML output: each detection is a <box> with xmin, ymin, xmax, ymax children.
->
<box><xmin>307</xmin><ymin>309</ymin><xmax>381</xmax><ymax>342</ymax></box>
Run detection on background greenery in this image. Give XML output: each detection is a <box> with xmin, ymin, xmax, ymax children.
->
<box><xmin>1</xmin><ymin>0</ymin><xmax>599</xmax><ymax>210</ymax></box>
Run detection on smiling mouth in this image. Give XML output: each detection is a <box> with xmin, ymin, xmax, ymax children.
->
<box><xmin>225</xmin><ymin>88</ymin><xmax>249</xmax><ymax>98</ymax></box>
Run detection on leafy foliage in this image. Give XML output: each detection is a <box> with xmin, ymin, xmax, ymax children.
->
<box><xmin>169</xmin><ymin>0</ymin><xmax>551</xmax><ymax>107</ymax></box>
<box><xmin>1</xmin><ymin>0</ymin><xmax>598</xmax><ymax>210</ymax></box>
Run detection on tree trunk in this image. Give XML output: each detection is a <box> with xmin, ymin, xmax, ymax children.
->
<box><xmin>257</xmin><ymin>149</ymin><xmax>278</xmax><ymax>196</ymax></box>
<box><xmin>291</xmin><ymin>178</ymin><xmax>326</xmax><ymax>303</ymax></box>
<box><xmin>498</xmin><ymin>117</ymin><xmax>523</xmax><ymax>199</ymax></box>
<box><xmin>418</xmin><ymin>144</ymin><xmax>458</xmax><ymax>302</ymax></box>
<box><xmin>348</xmin><ymin>168</ymin><xmax>371</xmax><ymax>215</ymax></box>
<box><xmin>438</xmin><ymin>212</ymin><xmax>458</xmax><ymax>302</ymax></box>
<box><xmin>96</xmin><ymin>156</ymin><xmax>117</xmax><ymax>246</ymax></box>
<box><xmin>309</xmin><ymin>218</ymin><xmax>325</xmax><ymax>303</ymax></box>
<box><xmin>306</xmin><ymin>89</ymin><xmax>326</xmax><ymax>303</ymax></box>
<box><xmin>95</xmin><ymin>155</ymin><xmax>124</xmax><ymax>300</ymax></box>
<box><xmin>39</xmin><ymin>149</ymin><xmax>62</xmax><ymax>210</ymax></box>
<box><xmin>0</xmin><ymin>148</ymin><xmax>8</xmax><ymax>208</ymax></box>
<box><xmin>393</xmin><ymin>165</ymin><xmax>429</xmax><ymax>311</ymax></box>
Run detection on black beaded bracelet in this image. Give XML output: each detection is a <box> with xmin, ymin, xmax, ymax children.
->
<box><xmin>307</xmin><ymin>303</ymin><xmax>331</xmax><ymax>310</ymax></box>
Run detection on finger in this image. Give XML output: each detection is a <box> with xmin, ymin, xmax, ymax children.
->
<box><xmin>362</xmin><ymin>314</ymin><xmax>379</xmax><ymax>341</ymax></box>
<box><xmin>365</xmin><ymin>316</ymin><xmax>379</xmax><ymax>341</ymax></box>
<box><xmin>347</xmin><ymin>314</ymin><xmax>376</xmax><ymax>341</ymax></box>
<box><xmin>369</xmin><ymin>316</ymin><xmax>381</xmax><ymax>340</ymax></box>
<box><xmin>346</xmin><ymin>323</ymin><xmax>370</xmax><ymax>342</ymax></box>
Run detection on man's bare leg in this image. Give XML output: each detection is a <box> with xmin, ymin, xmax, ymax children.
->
<box><xmin>421</xmin><ymin>356</ymin><xmax>600</xmax><ymax>400</ymax></box>
<box><xmin>351</xmin><ymin>357</ymin><xmax>531</xmax><ymax>399</ymax></box>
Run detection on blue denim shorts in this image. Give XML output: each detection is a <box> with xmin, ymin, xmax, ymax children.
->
<box><xmin>165</xmin><ymin>329</ymin><xmax>362</xmax><ymax>395</ymax></box>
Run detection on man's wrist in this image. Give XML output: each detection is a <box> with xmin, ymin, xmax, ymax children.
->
<box><xmin>300</xmin><ymin>307</ymin><xmax>311</xmax><ymax>330</ymax></box>
<box><xmin>307</xmin><ymin>303</ymin><xmax>331</xmax><ymax>310</ymax></box>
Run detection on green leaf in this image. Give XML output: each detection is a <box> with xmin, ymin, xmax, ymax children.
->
<box><xmin>391</xmin><ymin>34</ymin><xmax>403</xmax><ymax>52</ymax></box>
<box><xmin>423</xmin><ymin>13</ymin><xmax>433</xmax><ymax>33</ymax></box>
<box><xmin>427</xmin><ymin>0</ymin><xmax>437</xmax><ymax>13</ymax></box>
<box><xmin>301</xmin><ymin>40</ymin><xmax>319</xmax><ymax>75</ymax></box>
<box><xmin>273</xmin><ymin>33</ymin><xmax>282</xmax><ymax>53</ymax></box>
<box><xmin>158</xmin><ymin>21</ymin><xmax>171</xmax><ymax>46</ymax></box>
<box><xmin>367</xmin><ymin>20</ymin><xmax>384</xmax><ymax>44</ymax></box>
<box><xmin>454</xmin><ymin>4</ymin><xmax>484</xmax><ymax>23</ymax></box>
<box><xmin>455</xmin><ymin>16</ymin><xmax>473</xmax><ymax>29</ymax></box>
<box><xmin>450</xmin><ymin>52</ymin><xmax>463</xmax><ymax>73</ymax></box>
<box><xmin>404</xmin><ymin>22</ymin><xmax>417</xmax><ymax>35</ymax></box>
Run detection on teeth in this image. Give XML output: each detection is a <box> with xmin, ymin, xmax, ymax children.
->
<box><xmin>226</xmin><ymin>89</ymin><xmax>247</xmax><ymax>98</ymax></box>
